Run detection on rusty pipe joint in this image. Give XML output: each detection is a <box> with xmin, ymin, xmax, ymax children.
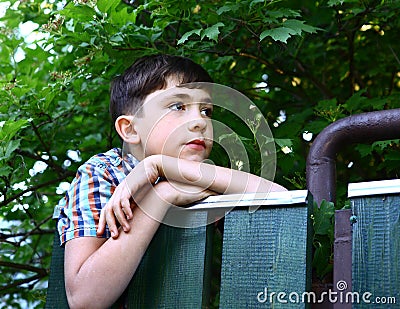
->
<box><xmin>306</xmin><ymin>108</ymin><xmax>400</xmax><ymax>205</ymax></box>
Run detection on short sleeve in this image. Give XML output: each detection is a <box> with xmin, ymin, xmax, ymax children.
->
<box><xmin>57</xmin><ymin>160</ymin><xmax>117</xmax><ymax>245</ymax></box>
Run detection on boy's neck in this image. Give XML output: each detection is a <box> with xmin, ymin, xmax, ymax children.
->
<box><xmin>122</xmin><ymin>142</ymin><xmax>144</xmax><ymax>161</ymax></box>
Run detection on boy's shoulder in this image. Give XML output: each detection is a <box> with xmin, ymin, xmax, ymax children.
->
<box><xmin>84</xmin><ymin>148</ymin><xmax>123</xmax><ymax>170</ymax></box>
<box><xmin>81</xmin><ymin>148</ymin><xmax>139</xmax><ymax>172</ymax></box>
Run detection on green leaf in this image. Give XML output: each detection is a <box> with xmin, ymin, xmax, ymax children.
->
<box><xmin>365</xmin><ymin>97</ymin><xmax>387</xmax><ymax>110</ymax></box>
<box><xmin>61</xmin><ymin>2</ymin><xmax>96</xmax><ymax>22</ymax></box>
<box><xmin>385</xmin><ymin>150</ymin><xmax>400</xmax><ymax>161</ymax></box>
<box><xmin>266</xmin><ymin>9</ymin><xmax>301</xmax><ymax>19</ymax></box>
<box><xmin>216</xmin><ymin>4</ymin><xmax>239</xmax><ymax>15</ymax></box>
<box><xmin>260</xmin><ymin>18</ymin><xmax>318</xmax><ymax>43</ymax></box>
<box><xmin>312</xmin><ymin>200</ymin><xmax>335</xmax><ymax>236</ymax></box>
<box><xmin>97</xmin><ymin>0</ymin><xmax>120</xmax><ymax>13</ymax></box>
<box><xmin>177</xmin><ymin>28</ymin><xmax>202</xmax><ymax>45</ymax></box>
<box><xmin>315</xmin><ymin>98</ymin><xmax>338</xmax><ymax>111</ymax></box>
<box><xmin>201</xmin><ymin>22</ymin><xmax>224</xmax><ymax>42</ymax></box>
<box><xmin>110</xmin><ymin>7</ymin><xmax>137</xmax><ymax>26</ymax></box>
<box><xmin>355</xmin><ymin>144</ymin><xmax>372</xmax><ymax>158</ymax></box>
<box><xmin>0</xmin><ymin>139</ymin><xmax>20</xmax><ymax>160</ymax></box>
<box><xmin>0</xmin><ymin>119</ymin><xmax>29</xmax><ymax>142</ymax></box>
<box><xmin>313</xmin><ymin>236</ymin><xmax>334</xmax><ymax>278</ymax></box>
<box><xmin>218</xmin><ymin>132</ymin><xmax>249</xmax><ymax>144</ymax></box>
<box><xmin>250</xmin><ymin>0</ymin><xmax>266</xmax><ymax>9</ymax></box>
<box><xmin>274</xmin><ymin>138</ymin><xmax>293</xmax><ymax>148</ymax></box>
<box><xmin>372</xmin><ymin>139</ymin><xmax>399</xmax><ymax>151</ymax></box>
<box><xmin>342</xmin><ymin>89</ymin><xmax>367</xmax><ymax>112</ymax></box>
<box><xmin>260</xmin><ymin>27</ymin><xmax>296</xmax><ymax>43</ymax></box>
<box><xmin>0</xmin><ymin>165</ymin><xmax>12</xmax><ymax>177</ymax></box>
<box><xmin>283</xmin><ymin>19</ymin><xmax>318</xmax><ymax>35</ymax></box>
<box><xmin>328</xmin><ymin>0</ymin><xmax>345</xmax><ymax>6</ymax></box>
<box><xmin>110</xmin><ymin>34</ymin><xmax>124</xmax><ymax>43</ymax></box>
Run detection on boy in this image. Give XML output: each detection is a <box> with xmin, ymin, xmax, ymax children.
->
<box><xmin>57</xmin><ymin>54</ymin><xmax>286</xmax><ymax>308</ymax></box>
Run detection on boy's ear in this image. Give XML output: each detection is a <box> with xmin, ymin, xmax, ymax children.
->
<box><xmin>115</xmin><ymin>116</ymin><xmax>141</xmax><ymax>144</ymax></box>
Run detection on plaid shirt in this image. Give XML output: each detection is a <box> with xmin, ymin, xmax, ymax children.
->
<box><xmin>57</xmin><ymin>148</ymin><xmax>139</xmax><ymax>245</ymax></box>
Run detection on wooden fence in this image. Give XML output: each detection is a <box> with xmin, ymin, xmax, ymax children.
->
<box><xmin>46</xmin><ymin>191</ymin><xmax>312</xmax><ymax>308</ymax></box>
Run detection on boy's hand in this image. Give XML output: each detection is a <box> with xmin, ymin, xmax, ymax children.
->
<box><xmin>97</xmin><ymin>178</ymin><xmax>136</xmax><ymax>238</ymax></box>
<box><xmin>97</xmin><ymin>156</ymin><xmax>161</xmax><ymax>238</ymax></box>
<box><xmin>97</xmin><ymin>179</ymin><xmax>215</xmax><ymax>239</ymax></box>
<box><xmin>155</xmin><ymin>180</ymin><xmax>216</xmax><ymax>206</ymax></box>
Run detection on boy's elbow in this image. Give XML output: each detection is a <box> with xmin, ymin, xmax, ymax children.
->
<box><xmin>65</xmin><ymin>284</ymin><xmax>114</xmax><ymax>309</ymax></box>
<box><xmin>66</xmin><ymin>284</ymin><xmax>105</xmax><ymax>309</ymax></box>
<box><xmin>67</xmin><ymin>295</ymin><xmax>104</xmax><ymax>309</ymax></box>
<box><xmin>66</xmin><ymin>288</ymin><xmax>86</xmax><ymax>309</ymax></box>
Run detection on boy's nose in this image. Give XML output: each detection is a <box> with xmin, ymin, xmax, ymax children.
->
<box><xmin>188</xmin><ymin>115</ymin><xmax>207</xmax><ymax>132</ymax></box>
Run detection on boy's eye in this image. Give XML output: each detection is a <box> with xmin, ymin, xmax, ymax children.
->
<box><xmin>201</xmin><ymin>107</ymin><xmax>213</xmax><ymax>118</ymax></box>
<box><xmin>169</xmin><ymin>102</ymin><xmax>185</xmax><ymax>111</ymax></box>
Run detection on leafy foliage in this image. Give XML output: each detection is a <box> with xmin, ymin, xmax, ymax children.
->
<box><xmin>312</xmin><ymin>200</ymin><xmax>335</xmax><ymax>279</ymax></box>
<box><xmin>1</xmin><ymin>0</ymin><xmax>400</xmax><ymax>307</ymax></box>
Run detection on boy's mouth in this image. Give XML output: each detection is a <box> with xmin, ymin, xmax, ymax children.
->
<box><xmin>186</xmin><ymin>139</ymin><xmax>206</xmax><ymax>150</ymax></box>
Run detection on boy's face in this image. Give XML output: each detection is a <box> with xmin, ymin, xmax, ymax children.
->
<box><xmin>133</xmin><ymin>79</ymin><xmax>213</xmax><ymax>162</ymax></box>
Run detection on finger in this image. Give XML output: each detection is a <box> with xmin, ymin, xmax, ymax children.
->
<box><xmin>114</xmin><ymin>203</ymin><xmax>130</xmax><ymax>233</ymax></box>
<box><xmin>106</xmin><ymin>206</ymin><xmax>119</xmax><ymax>239</ymax></box>
<box><xmin>121</xmin><ymin>198</ymin><xmax>133</xmax><ymax>220</ymax></box>
<box><xmin>198</xmin><ymin>189</ymin><xmax>218</xmax><ymax>201</ymax></box>
<box><xmin>97</xmin><ymin>208</ymin><xmax>106</xmax><ymax>236</ymax></box>
<box><xmin>205</xmin><ymin>189</ymin><xmax>218</xmax><ymax>196</ymax></box>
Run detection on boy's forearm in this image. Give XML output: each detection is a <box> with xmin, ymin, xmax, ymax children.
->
<box><xmin>137</xmin><ymin>155</ymin><xmax>286</xmax><ymax>196</ymax></box>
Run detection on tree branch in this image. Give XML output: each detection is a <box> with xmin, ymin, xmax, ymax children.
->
<box><xmin>20</xmin><ymin>214</ymin><xmax>54</xmax><ymax>243</ymax></box>
<box><xmin>0</xmin><ymin>261</ymin><xmax>48</xmax><ymax>276</ymax></box>
<box><xmin>0</xmin><ymin>274</ymin><xmax>44</xmax><ymax>292</ymax></box>
<box><xmin>0</xmin><ymin>173</ymin><xmax>74</xmax><ymax>208</ymax></box>
<box><xmin>14</xmin><ymin>148</ymin><xmax>65</xmax><ymax>175</ymax></box>
<box><xmin>0</xmin><ymin>230</ymin><xmax>55</xmax><ymax>249</ymax></box>
<box><xmin>30</xmin><ymin>121</ymin><xmax>60</xmax><ymax>173</ymax></box>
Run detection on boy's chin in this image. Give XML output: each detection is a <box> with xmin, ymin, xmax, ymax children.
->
<box><xmin>178</xmin><ymin>154</ymin><xmax>208</xmax><ymax>162</ymax></box>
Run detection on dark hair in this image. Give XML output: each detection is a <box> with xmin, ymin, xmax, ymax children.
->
<box><xmin>109</xmin><ymin>54</ymin><xmax>213</xmax><ymax>124</ymax></box>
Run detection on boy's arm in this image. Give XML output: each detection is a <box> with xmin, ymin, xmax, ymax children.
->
<box><xmin>118</xmin><ymin>154</ymin><xmax>285</xmax><ymax>199</ymax></box>
<box><xmin>64</xmin><ymin>181</ymin><xmax>212</xmax><ymax>309</ymax></box>
<box><xmin>152</xmin><ymin>154</ymin><xmax>287</xmax><ymax>194</ymax></box>
<box><xmin>99</xmin><ymin>154</ymin><xmax>286</xmax><ymax>237</ymax></box>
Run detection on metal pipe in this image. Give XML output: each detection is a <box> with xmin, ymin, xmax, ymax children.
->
<box><xmin>306</xmin><ymin>108</ymin><xmax>400</xmax><ymax>205</ymax></box>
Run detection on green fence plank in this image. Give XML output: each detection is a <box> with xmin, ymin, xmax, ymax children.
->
<box><xmin>45</xmin><ymin>211</ymin><xmax>211</xmax><ymax>309</ymax></box>
<box><xmin>125</xmin><ymin>210</ymin><xmax>210</xmax><ymax>309</ymax></box>
<box><xmin>45</xmin><ymin>229</ymin><xmax>69</xmax><ymax>309</ymax></box>
<box><xmin>351</xmin><ymin>193</ymin><xmax>400</xmax><ymax>308</ymax></box>
<box><xmin>219</xmin><ymin>201</ymin><xmax>312</xmax><ymax>308</ymax></box>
